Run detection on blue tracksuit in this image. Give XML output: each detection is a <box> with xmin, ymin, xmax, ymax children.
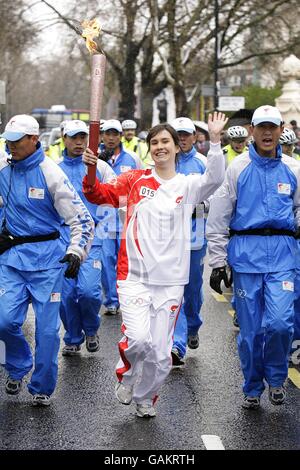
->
<box><xmin>0</xmin><ymin>144</ymin><xmax>94</xmax><ymax>395</ymax></box>
<box><xmin>292</xmin><ymin>241</ymin><xmax>300</xmax><ymax>357</ymax></box>
<box><xmin>173</xmin><ymin>147</ymin><xmax>207</xmax><ymax>358</ymax></box>
<box><xmin>59</xmin><ymin>152</ymin><xmax>116</xmax><ymax>345</ymax></box>
<box><xmin>207</xmin><ymin>144</ymin><xmax>300</xmax><ymax>396</ymax></box>
<box><xmin>99</xmin><ymin>143</ymin><xmax>139</xmax><ymax>309</ymax></box>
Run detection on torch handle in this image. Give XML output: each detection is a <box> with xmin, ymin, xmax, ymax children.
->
<box><xmin>87</xmin><ymin>54</ymin><xmax>106</xmax><ymax>186</ymax></box>
<box><xmin>87</xmin><ymin>121</ymin><xmax>100</xmax><ymax>185</ymax></box>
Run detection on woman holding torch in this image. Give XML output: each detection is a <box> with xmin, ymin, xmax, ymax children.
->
<box><xmin>82</xmin><ymin>112</ymin><xmax>227</xmax><ymax>418</ymax></box>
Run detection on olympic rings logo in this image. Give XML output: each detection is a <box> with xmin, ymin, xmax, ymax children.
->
<box><xmin>124</xmin><ymin>297</ymin><xmax>144</xmax><ymax>306</ymax></box>
<box><xmin>236</xmin><ymin>288</ymin><xmax>247</xmax><ymax>298</ymax></box>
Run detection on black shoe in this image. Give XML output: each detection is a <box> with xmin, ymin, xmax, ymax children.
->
<box><xmin>86</xmin><ymin>333</ymin><xmax>100</xmax><ymax>352</ymax></box>
<box><xmin>269</xmin><ymin>386</ymin><xmax>286</xmax><ymax>405</ymax></box>
<box><xmin>242</xmin><ymin>395</ymin><xmax>260</xmax><ymax>409</ymax></box>
<box><xmin>171</xmin><ymin>349</ymin><xmax>185</xmax><ymax>367</ymax></box>
<box><xmin>232</xmin><ymin>311</ymin><xmax>239</xmax><ymax>328</ymax></box>
<box><xmin>5</xmin><ymin>377</ymin><xmax>22</xmax><ymax>395</ymax></box>
<box><xmin>187</xmin><ymin>334</ymin><xmax>199</xmax><ymax>349</ymax></box>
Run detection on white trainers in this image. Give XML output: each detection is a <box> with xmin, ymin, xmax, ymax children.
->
<box><xmin>115</xmin><ymin>382</ymin><xmax>133</xmax><ymax>405</ymax></box>
<box><xmin>269</xmin><ymin>386</ymin><xmax>286</xmax><ymax>405</ymax></box>
<box><xmin>242</xmin><ymin>395</ymin><xmax>261</xmax><ymax>409</ymax></box>
<box><xmin>32</xmin><ymin>394</ymin><xmax>51</xmax><ymax>407</ymax></box>
<box><xmin>86</xmin><ymin>334</ymin><xmax>100</xmax><ymax>353</ymax></box>
<box><xmin>62</xmin><ymin>344</ymin><xmax>81</xmax><ymax>356</ymax></box>
<box><xmin>136</xmin><ymin>403</ymin><xmax>156</xmax><ymax>418</ymax></box>
<box><xmin>105</xmin><ymin>306</ymin><xmax>119</xmax><ymax>316</ymax></box>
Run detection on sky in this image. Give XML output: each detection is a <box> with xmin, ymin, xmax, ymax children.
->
<box><xmin>26</xmin><ymin>0</ymin><xmax>71</xmax><ymax>59</ymax></box>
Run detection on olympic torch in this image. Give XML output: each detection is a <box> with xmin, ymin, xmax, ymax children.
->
<box><xmin>81</xmin><ymin>19</ymin><xmax>106</xmax><ymax>186</ymax></box>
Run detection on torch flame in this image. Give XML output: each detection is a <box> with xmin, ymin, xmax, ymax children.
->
<box><xmin>81</xmin><ymin>18</ymin><xmax>103</xmax><ymax>54</ymax></box>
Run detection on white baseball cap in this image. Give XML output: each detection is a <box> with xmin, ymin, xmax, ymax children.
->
<box><xmin>171</xmin><ymin>117</ymin><xmax>196</xmax><ymax>134</ymax></box>
<box><xmin>193</xmin><ymin>120</ymin><xmax>208</xmax><ymax>133</ymax></box>
<box><xmin>1</xmin><ymin>115</ymin><xmax>39</xmax><ymax>141</ymax></box>
<box><xmin>102</xmin><ymin>119</ymin><xmax>122</xmax><ymax>133</ymax></box>
<box><xmin>63</xmin><ymin>120</ymin><xmax>89</xmax><ymax>137</ymax></box>
<box><xmin>251</xmin><ymin>105</ymin><xmax>283</xmax><ymax>127</ymax></box>
<box><xmin>122</xmin><ymin>119</ymin><xmax>137</xmax><ymax>130</ymax></box>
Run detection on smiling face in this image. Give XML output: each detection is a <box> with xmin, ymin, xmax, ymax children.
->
<box><xmin>149</xmin><ymin>129</ymin><xmax>179</xmax><ymax>169</ymax></box>
<box><xmin>251</xmin><ymin>122</ymin><xmax>284</xmax><ymax>157</ymax></box>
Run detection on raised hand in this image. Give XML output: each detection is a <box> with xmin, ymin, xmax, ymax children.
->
<box><xmin>208</xmin><ymin>112</ymin><xmax>228</xmax><ymax>143</ymax></box>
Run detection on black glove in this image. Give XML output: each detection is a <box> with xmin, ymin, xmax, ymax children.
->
<box><xmin>210</xmin><ymin>265</ymin><xmax>232</xmax><ymax>294</ymax></box>
<box><xmin>59</xmin><ymin>254</ymin><xmax>81</xmax><ymax>278</ymax></box>
<box><xmin>98</xmin><ymin>149</ymin><xmax>114</xmax><ymax>162</ymax></box>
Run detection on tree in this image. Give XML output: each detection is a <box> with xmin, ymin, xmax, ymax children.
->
<box><xmin>232</xmin><ymin>84</ymin><xmax>282</xmax><ymax>109</ymax></box>
<box><xmin>5</xmin><ymin>0</ymin><xmax>300</xmax><ymax>126</ymax></box>
<box><xmin>0</xmin><ymin>0</ymin><xmax>39</xmax><ymax>118</ymax></box>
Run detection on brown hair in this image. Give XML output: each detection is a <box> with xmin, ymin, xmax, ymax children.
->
<box><xmin>146</xmin><ymin>123</ymin><xmax>180</xmax><ymax>164</ymax></box>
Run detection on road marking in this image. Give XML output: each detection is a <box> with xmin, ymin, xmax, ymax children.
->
<box><xmin>201</xmin><ymin>435</ymin><xmax>225</xmax><ymax>450</ymax></box>
<box><xmin>288</xmin><ymin>368</ymin><xmax>300</xmax><ymax>388</ymax></box>
<box><xmin>211</xmin><ymin>293</ymin><xmax>228</xmax><ymax>303</ymax></box>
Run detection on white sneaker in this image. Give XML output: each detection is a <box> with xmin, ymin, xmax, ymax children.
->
<box><xmin>86</xmin><ymin>334</ymin><xmax>100</xmax><ymax>353</ymax></box>
<box><xmin>136</xmin><ymin>403</ymin><xmax>156</xmax><ymax>418</ymax></box>
<box><xmin>115</xmin><ymin>382</ymin><xmax>133</xmax><ymax>405</ymax></box>
<box><xmin>32</xmin><ymin>394</ymin><xmax>51</xmax><ymax>407</ymax></box>
<box><xmin>105</xmin><ymin>306</ymin><xmax>119</xmax><ymax>316</ymax></box>
<box><xmin>62</xmin><ymin>344</ymin><xmax>81</xmax><ymax>356</ymax></box>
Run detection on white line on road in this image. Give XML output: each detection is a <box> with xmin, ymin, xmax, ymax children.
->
<box><xmin>201</xmin><ymin>434</ymin><xmax>225</xmax><ymax>450</ymax></box>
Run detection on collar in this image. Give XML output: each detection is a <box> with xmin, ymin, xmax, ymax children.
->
<box><xmin>178</xmin><ymin>146</ymin><xmax>197</xmax><ymax>161</ymax></box>
<box><xmin>12</xmin><ymin>142</ymin><xmax>44</xmax><ymax>171</ymax></box>
<box><xmin>249</xmin><ymin>142</ymin><xmax>282</xmax><ymax>167</ymax></box>
<box><xmin>62</xmin><ymin>149</ymin><xmax>83</xmax><ymax>165</ymax></box>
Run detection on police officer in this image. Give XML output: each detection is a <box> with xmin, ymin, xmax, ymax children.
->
<box><xmin>59</xmin><ymin>120</ymin><xmax>116</xmax><ymax>355</ymax></box>
<box><xmin>279</xmin><ymin>127</ymin><xmax>299</xmax><ymax>159</ymax></box>
<box><xmin>223</xmin><ymin>126</ymin><xmax>248</xmax><ymax>167</ymax></box>
<box><xmin>0</xmin><ymin>115</ymin><xmax>94</xmax><ymax>406</ymax></box>
<box><xmin>207</xmin><ymin>105</ymin><xmax>300</xmax><ymax>409</ymax></box>
<box><xmin>121</xmin><ymin>119</ymin><xmax>148</xmax><ymax>165</ymax></box>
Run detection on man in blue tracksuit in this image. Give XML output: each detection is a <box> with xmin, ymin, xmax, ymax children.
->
<box><xmin>170</xmin><ymin>117</ymin><xmax>207</xmax><ymax>365</ymax></box>
<box><xmin>0</xmin><ymin>115</ymin><xmax>94</xmax><ymax>406</ymax></box>
<box><xmin>292</xmin><ymin>242</ymin><xmax>300</xmax><ymax>365</ymax></box>
<box><xmin>207</xmin><ymin>105</ymin><xmax>300</xmax><ymax>409</ymax></box>
<box><xmin>98</xmin><ymin>119</ymin><xmax>141</xmax><ymax>315</ymax></box>
<box><xmin>59</xmin><ymin>120</ymin><xmax>116</xmax><ymax>356</ymax></box>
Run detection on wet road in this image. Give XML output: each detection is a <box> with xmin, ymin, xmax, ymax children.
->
<box><xmin>0</xmin><ymin>266</ymin><xmax>299</xmax><ymax>451</ymax></box>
